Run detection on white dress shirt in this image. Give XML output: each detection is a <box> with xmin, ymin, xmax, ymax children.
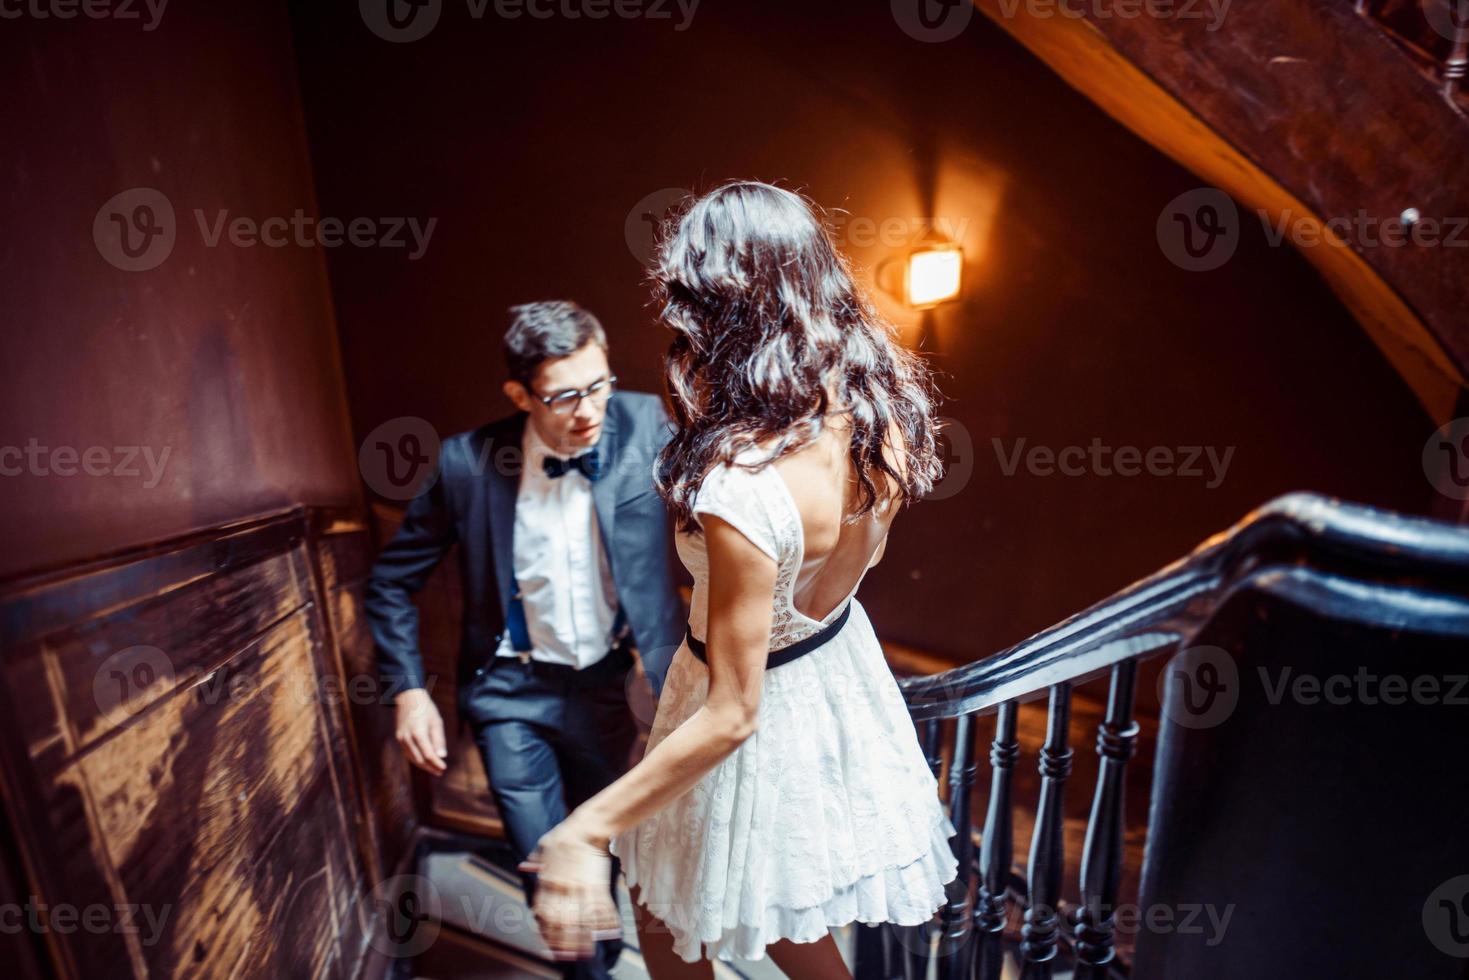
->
<box><xmin>492</xmin><ymin>422</ymin><xmax>621</xmax><ymax>668</ymax></box>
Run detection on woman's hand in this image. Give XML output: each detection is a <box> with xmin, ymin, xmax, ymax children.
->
<box><xmin>517</xmin><ymin>818</ymin><xmax>622</xmax><ymax>961</ymax></box>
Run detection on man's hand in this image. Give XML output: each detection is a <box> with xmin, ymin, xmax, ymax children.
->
<box><xmin>518</xmin><ymin>817</ymin><xmax>621</xmax><ymax>960</ymax></box>
<box><xmin>395</xmin><ymin>688</ymin><xmax>448</xmax><ymax>776</ymax></box>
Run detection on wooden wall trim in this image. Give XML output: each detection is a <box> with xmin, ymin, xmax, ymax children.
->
<box><xmin>0</xmin><ymin>509</ymin><xmax>308</xmax><ymax>651</ymax></box>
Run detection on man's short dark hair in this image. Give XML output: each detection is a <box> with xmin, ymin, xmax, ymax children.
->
<box><xmin>503</xmin><ymin>301</ymin><xmax>608</xmax><ymax>386</ymax></box>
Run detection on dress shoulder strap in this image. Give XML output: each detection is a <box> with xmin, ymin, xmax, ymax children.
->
<box><xmin>690</xmin><ymin>453</ymin><xmax>791</xmax><ymax>564</ymax></box>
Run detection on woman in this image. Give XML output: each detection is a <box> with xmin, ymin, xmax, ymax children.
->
<box><xmin>518</xmin><ymin>181</ymin><xmax>958</xmax><ymax>978</ymax></box>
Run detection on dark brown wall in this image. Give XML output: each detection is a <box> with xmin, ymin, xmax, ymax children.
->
<box><xmin>0</xmin><ymin>6</ymin><xmax>409</xmax><ymax>979</ymax></box>
<box><xmin>288</xmin><ymin>0</ymin><xmax>1435</xmax><ymax>663</ymax></box>
<box><xmin>0</xmin><ymin>1</ymin><xmax>360</xmax><ymax>580</ymax></box>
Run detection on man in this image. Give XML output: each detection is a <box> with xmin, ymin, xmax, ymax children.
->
<box><xmin>365</xmin><ymin>301</ymin><xmax>685</xmax><ymax>978</ymax></box>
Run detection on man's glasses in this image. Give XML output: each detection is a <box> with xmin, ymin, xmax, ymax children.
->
<box><xmin>533</xmin><ymin>375</ymin><xmax>617</xmax><ymax>415</ymax></box>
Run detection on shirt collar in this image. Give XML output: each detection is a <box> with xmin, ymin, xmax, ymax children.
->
<box><xmin>523</xmin><ymin>420</ymin><xmax>596</xmax><ymax>463</ymax></box>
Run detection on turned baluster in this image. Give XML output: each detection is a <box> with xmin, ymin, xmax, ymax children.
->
<box><xmin>900</xmin><ymin>718</ymin><xmax>947</xmax><ymax>977</ymax></box>
<box><xmin>1074</xmin><ymin>661</ymin><xmax>1140</xmax><ymax>979</ymax></box>
<box><xmin>922</xmin><ymin>717</ymin><xmax>944</xmax><ymax>782</ymax></box>
<box><xmin>852</xmin><ymin>923</ymin><xmax>886</xmax><ymax>980</ymax></box>
<box><xmin>974</xmin><ymin>701</ymin><xmax>1019</xmax><ymax>980</ymax></box>
<box><xmin>1020</xmin><ymin>683</ymin><xmax>1073</xmax><ymax>979</ymax></box>
<box><xmin>936</xmin><ymin>713</ymin><xmax>979</xmax><ymax>980</ymax></box>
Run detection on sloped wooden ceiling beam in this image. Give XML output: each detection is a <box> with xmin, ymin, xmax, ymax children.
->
<box><xmin>971</xmin><ymin>0</ymin><xmax>1469</xmax><ymax>421</ymax></box>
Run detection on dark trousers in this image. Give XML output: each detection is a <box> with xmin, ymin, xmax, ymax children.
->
<box><xmin>465</xmin><ymin>642</ymin><xmax>639</xmax><ymax>980</ymax></box>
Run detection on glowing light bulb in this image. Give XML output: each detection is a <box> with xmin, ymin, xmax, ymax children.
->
<box><xmin>905</xmin><ymin>245</ymin><xmax>963</xmax><ymax>308</ymax></box>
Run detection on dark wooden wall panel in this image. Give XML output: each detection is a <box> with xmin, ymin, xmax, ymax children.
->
<box><xmin>50</xmin><ymin>550</ymin><xmax>309</xmax><ymax>752</ymax></box>
<box><xmin>82</xmin><ymin>613</ymin><xmax>351</xmax><ymax>978</ymax></box>
<box><xmin>306</xmin><ymin>515</ymin><xmax>417</xmax><ymax>894</ymax></box>
<box><xmin>0</xmin><ymin>509</ymin><xmax>408</xmax><ymax>980</ymax></box>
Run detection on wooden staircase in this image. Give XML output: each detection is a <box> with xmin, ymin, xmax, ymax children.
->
<box><xmin>398</xmin><ymin>835</ymin><xmax>857</xmax><ymax>979</ymax></box>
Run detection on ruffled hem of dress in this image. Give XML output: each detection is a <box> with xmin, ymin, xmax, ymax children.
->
<box><xmin>617</xmin><ymin>807</ymin><xmax>960</xmax><ymax>964</ymax></box>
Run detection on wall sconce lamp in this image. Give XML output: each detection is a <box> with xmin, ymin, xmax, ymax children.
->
<box><xmin>904</xmin><ymin>243</ymin><xmax>963</xmax><ymax>308</ymax></box>
<box><xmin>876</xmin><ymin>242</ymin><xmax>965</xmax><ymax>310</ymax></box>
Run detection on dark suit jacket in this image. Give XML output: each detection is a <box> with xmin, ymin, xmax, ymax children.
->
<box><xmin>365</xmin><ymin>390</ymin><xmax>687</xmax><ymax>707</ymax></box>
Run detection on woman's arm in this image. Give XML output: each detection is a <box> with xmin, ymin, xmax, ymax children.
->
<box><xmin>521</xmin><ymin>514</ymin><xmax>778</xmax><ymax>958</ymax></box>
<box><xmin>562</xmin><ymin>513</ymin><xmax>777</xmax><ymax>845</ymax></box>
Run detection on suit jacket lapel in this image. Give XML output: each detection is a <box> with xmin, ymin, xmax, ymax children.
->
<box><xmin>591</xmin><ymin>407</ymin><xmax>622</xmax><ymax>580</ymax></box>
<box><xmin>485</xmin><ymin>412</ymin><xmax>526</xmax><ymax>615</ymax></box>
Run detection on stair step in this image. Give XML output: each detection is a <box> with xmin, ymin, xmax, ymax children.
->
<box><xmin>416</xmin><ymin>846</ymin><xmax>865</xmax><ymax>979</ymax></box>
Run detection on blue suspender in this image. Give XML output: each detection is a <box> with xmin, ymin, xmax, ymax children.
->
<box><xmin>507</xmin><ymin>574</ymin><xmax>534</xmax><ymax>653</ymax></box>
<box><xmin>506</xmin><ymin>575</ymin><xmax>629</xmax><ymax>659</ymax></box>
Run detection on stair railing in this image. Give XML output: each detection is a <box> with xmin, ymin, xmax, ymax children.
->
<box><xmin>852</xmin><ymin>491</ymin><xmax>1469</xmax><ymax>980</ymax></box>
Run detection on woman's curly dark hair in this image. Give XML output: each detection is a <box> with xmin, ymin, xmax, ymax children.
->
<box><xmin>652</xmin><ymin>180</ymin><xmax>945</xmax><ymax>533</ymax></box>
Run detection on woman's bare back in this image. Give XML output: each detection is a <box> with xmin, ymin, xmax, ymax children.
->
<box><xmin>766</xmin><ymin>417</ymin><xmax>905</xmax><ymax>624</ymax></box>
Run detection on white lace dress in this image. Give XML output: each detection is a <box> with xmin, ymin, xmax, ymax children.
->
<box><xmin>608</xmin><ymin>447</ymin><xmax>960</xmax><ymax>964</ymax></box>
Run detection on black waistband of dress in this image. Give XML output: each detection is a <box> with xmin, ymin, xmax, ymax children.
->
<box><xmin>685</xmin><ymin>601</ymin><xmax>853</xmax><ymax>670</ymax></box>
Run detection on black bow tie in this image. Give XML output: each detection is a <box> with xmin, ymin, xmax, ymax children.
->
<box><xmin>543</xmin><ymin>448</ymin><xmax>605</xmax><ymax>481</ymax></box>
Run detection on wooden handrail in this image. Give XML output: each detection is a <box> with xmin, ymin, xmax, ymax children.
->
<box><xmin>897</xmin><ymin>491</ymin><xmax>1469</xmax><ymax>721</ymax></box>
